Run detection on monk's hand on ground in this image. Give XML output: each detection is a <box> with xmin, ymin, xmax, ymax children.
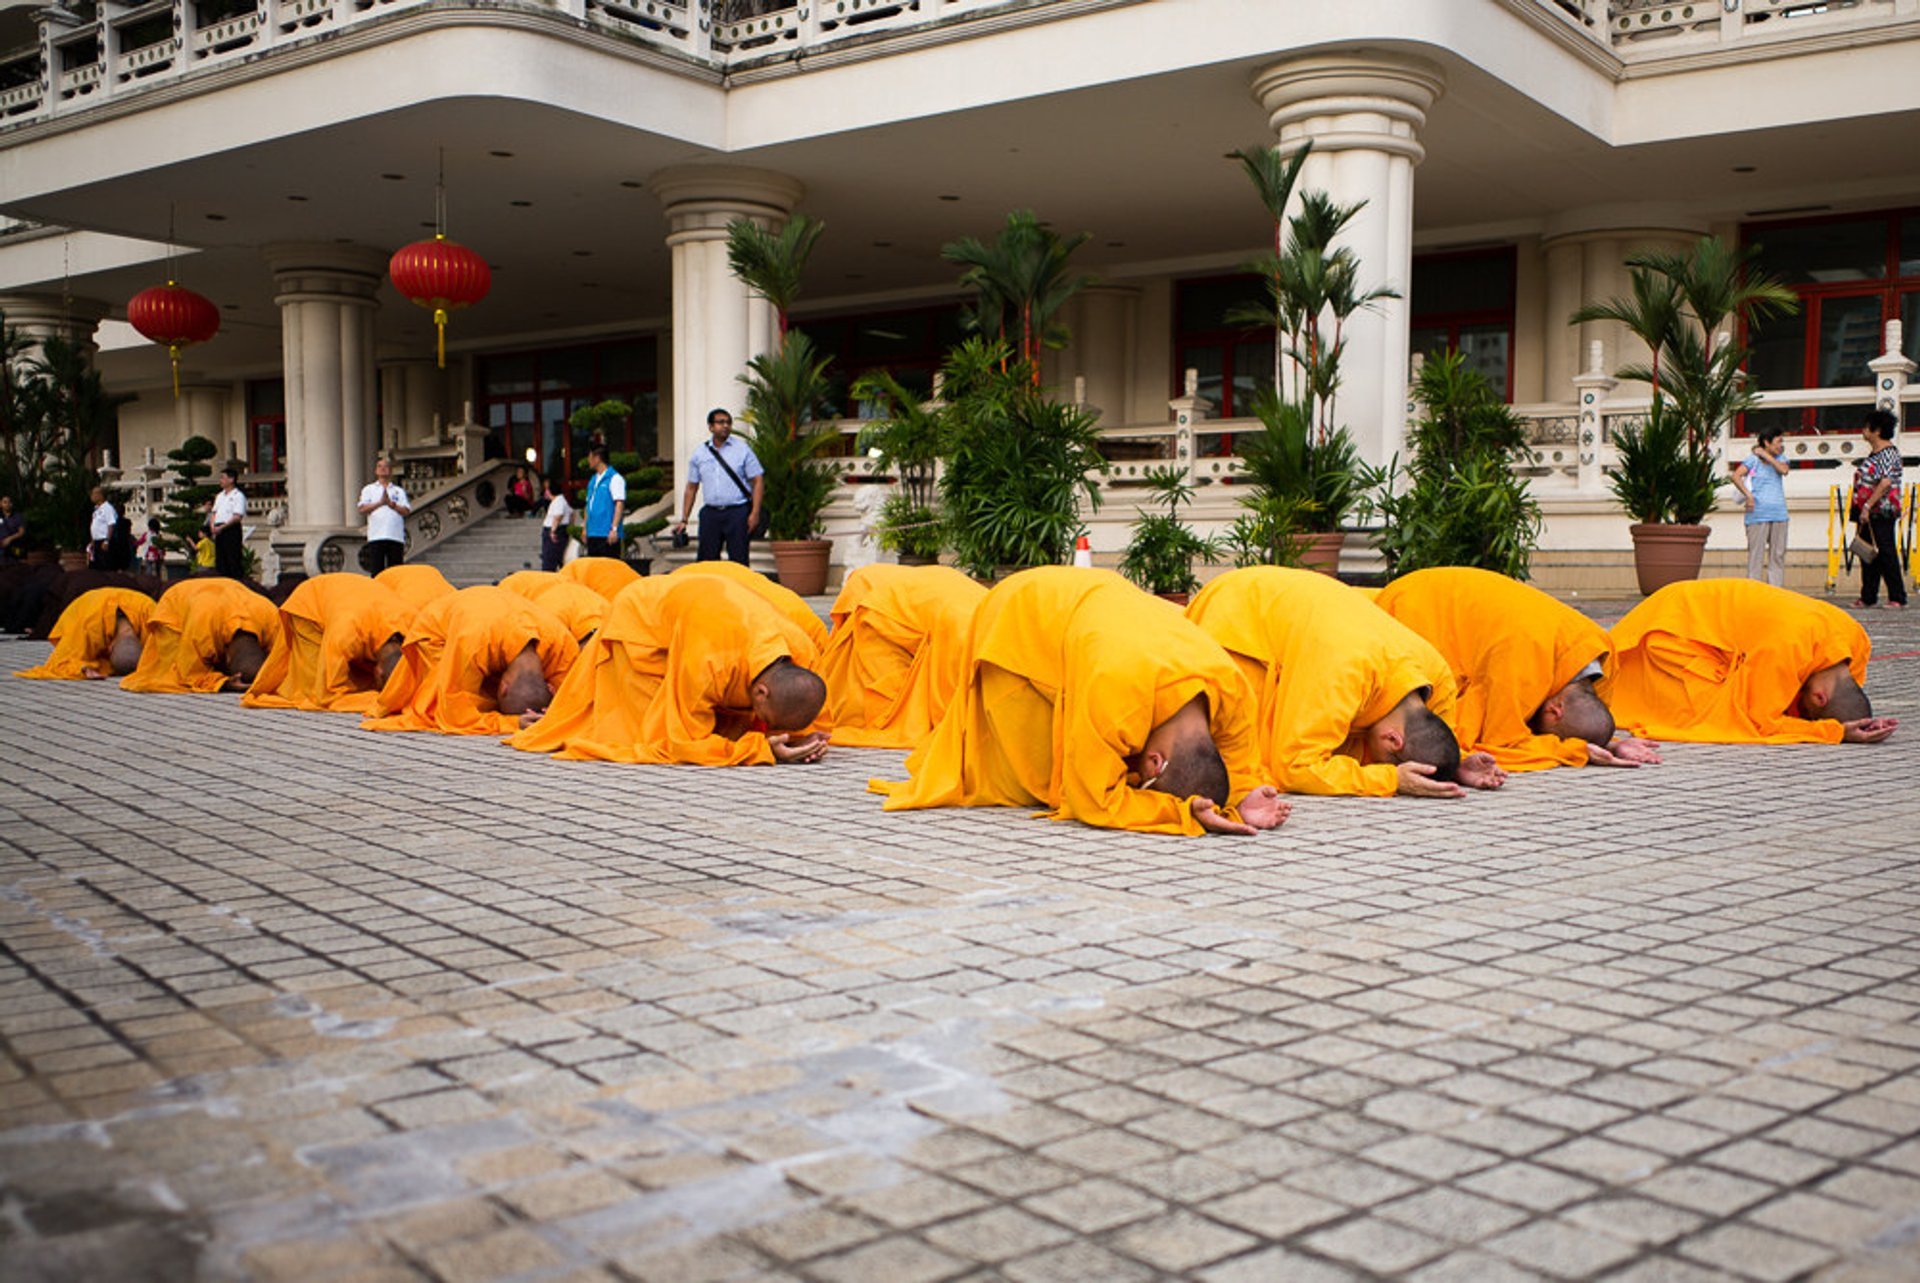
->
<box><xmin>1610</xmin><ymin>736</ymin><xmax>1663</xmax><ymax>765</ymax></box>
<box><xmin>517</xmin><ymin>708</ymin><xmax>547</xmax><ymax>728</ymax></box>
<box><xmin>1586</xmin><ymin>742</ymin><xmax>1642</xmax><ymax>768</ymax></box>
<box><xmin>1397</xmin><ymin>762</ymin><xmax>1466</xmax><ymax>799</ymax></box>
<box><xmin>1457</xmin><ymin>752</ymin><xmax>1507</xmax><ymax>791</ymax></box>
<box><xmin>1235</xmin><ymin>786</ymin><xmax>1290</xmax><ymax>831</ymax></box>
<box><xmin>770</xmin><ymin>731</ymin><xmax>829</xmax><ymax>764</ymax></box>
<box><xmin>80</xmin><ymin>667</ymin><xmax>108</xmax><ymax>681</ymax></box>
<box><xmin>1841</xmin><ymin>717</ymin><xmax>1898</xmax><ymax>744</ymax></box>
<box><xmin>1190</xmin><ymin>797</ymin><xmax>1256</xmax><ymax>836</ymax></box>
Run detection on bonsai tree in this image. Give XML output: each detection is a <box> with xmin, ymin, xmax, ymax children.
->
<box><xmin>161</xmin><ymin>434</ymin><xmax>221</xmax><ymax>552</ymax></box>
<box><xmin>942</xmin><ymin>210</ymin><xmax>1094</xmax><ymax>382</ymax></box>
<box><xmin>1374</xmin><ymin>352</ymin><xmax>1543</xmax><ymax>579</ymax></box>
<box><xmin>851</xmin><ymin>368</ymin><xmax>945</xmax><ymax>562</ymax></box>
<box><xmin>1118</xmin><ymin>466</ymin><xmax>1218</xmax><ymax>597</ymax></box>
<box><xmin>568</xmin><ymin>399</ymin><xmax>667</xmax><ymax>553</ymax></box>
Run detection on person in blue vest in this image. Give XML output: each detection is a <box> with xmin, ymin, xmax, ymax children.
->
<box><xmin>581</xmin><ymin>444</ymin><xmax>626</xmax><ymax>559</ymax></box>
<box><xmin>672</xmin><ymin>407</ymin><xmax>764</xmax><ymax>565</ymax></box>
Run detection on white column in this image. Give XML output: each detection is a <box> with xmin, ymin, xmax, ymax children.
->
<box><xmin>267</xmin><ymin>243</ymin><xmax>384</xmax><ymax>532</ymax></box>
<box><xmin>651</xmin><ymin>165</ymin><xmax>804</xmax><ymax>500</ymax></box>
<box><xmin>1541</xmin><ymin>239</ymin><xmax>1584</xmax><ymax>399</ymax></box>
<box><xmin>379</xmin><ymin>358</ymin><xmax>442</xmax><ymax>449</ymax></box>
<box><xmin>174</xmin><ymin>384</ymin><xmax>229</xmax><ymax>452</ymax></box>
<box><xmin>1252</xmin><ymin>52</ymin><xmax>1444</xmax><ymax>469</ymax></box>
<box><xmin>1067</xmin><ymin>285</ymin><xmax>1139</xmax><ymax>427</ymax></box>
<box><xmin>0</xmin><ymin>292</ymin><xmax>110</xmax><ymax>363</ymax></box>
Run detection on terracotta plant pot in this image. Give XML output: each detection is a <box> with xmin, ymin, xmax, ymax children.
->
<box><xmin>1154</xmin><ymin>591</ymin><xmax>1191</xmax><ymax>606</ymax></box>
<box><xmin>1295</xmin><ymin>531</ymin><xmax>1346</xmax><ymax>576</ymax></box>
<box><xmin>770</xmin><ymin>538</ymin><xmax>832</xmax><ymax>596</ymax></box>
<box><xmin>1628</xmin><ymin>522</ymin><xmax>1710</xmax><ymax>595</ymax></box>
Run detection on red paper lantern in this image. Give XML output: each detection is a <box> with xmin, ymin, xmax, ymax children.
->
<box><xmin>128</xmin><ymin>280</ymin><xmax>220</xmax><ymax>398</ymax></box>
<box><xmin>389</xmin><ymin>234</ymin><xmax>490</xmax><ymax>368</ymax></box>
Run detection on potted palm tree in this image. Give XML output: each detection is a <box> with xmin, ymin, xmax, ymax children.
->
<box><xmin>941</xmin><ymin>209</ymin><xmax>1094</xmax><ymax>382</ymax></box>
<box><xmin>726</xmin><ymin>213</ymin><xmax>843</xmax><ymax>595</ymax></box>
<box><xmin>1118</xmin><ymin>466</ymin><xmax>1218</xmax><ymax>602</ymax></box>
<box><xmin>850</xmin><ymin>368</ymin><xmax>945</xmax><ymax>564</ymax></box>
<box><xmin>1571</xmin><ymin>236</ymin><xmax>1798</xmax><ymax>592</ymax></box>
<box><xmin>1235</xmin><ymin>389</ymin><xmax>1374</xmax><ymax>574</ymax></box>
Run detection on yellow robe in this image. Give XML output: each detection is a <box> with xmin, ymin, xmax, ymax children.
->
<box><xmin>362</xmin><ymin>586</ymin><xmax>577</xmax><ymax>735</ymax></box>
<box><xmin>16</xmin><ymin>588</ymin><xmax>156</xmax><ymax>681</ymax></box>
<box><xmin>1186</xmin><ymin>566</ymin><xmax>1457</xmax><ymax>797</ymax></box>
<box><xmin>120</xmin><ymin>578</ymin><xmax>282</xmax><ymax>694</ymax></box>
<box><xmin>559</xmin><ymin>557</ymin><xmax>641</xmax><ymax>602</ymax></box>
<box><xmin>1609</xmin><ymin>580</ymin><xmax>1870</xmax><ymax>744</ymax></box>
<box><xmin>671</xmin><ymin>559</ymin><xmax>830</xmax><ymax>652</ymax></box>
<box><xmin>240</xmin><ymin>574</ymin><xmax>418</xmax><ymax>713</ymax></box>
<box><xmin>509</xmin><ymin>574</ymin><xmax>823</xmax><ymax>765</ymax></box>
<box><xmin>1375</xmin><ymin>566</ymin><xmax>1614</xmax><ymax>771</ymax></box>
<box><xmin>374</xmin><ymin>563</ymin><xmax>457</xmax><ymax>611</ymax></box>
<box><xmin>875</xmin><ymin>567</ymin><xmax>1267</xmax><ymax>836</ymax></box>
<box><xmin>496</xmin><ymin>571</ymin><xmax>610</xmax><ymax>644</ymax></box>
<box><xmin>821</xmin><ymin>564</ymin><xmax>986</xmax><ymax>748</ymax></box>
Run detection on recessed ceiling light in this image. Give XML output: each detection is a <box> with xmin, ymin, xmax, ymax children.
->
<box><xmin>582</xmin><ymin>282</ymin><xmax>599</xmax><ymax>289</ymax></box>
<box><xmin>542</xmin><ymin>311</ymin><xmax>560</xmax><ymax>319</ymax></box>
<box><xmin>419</xmin><ymin>221</ymin><xmax>436</xmax><ymax>229</ymax></box>
<box><xmin>510</xmin><ymin>200</ymin><xmax>533</xmax><ymax>208</ymax></box>
<box><xmin>572</xmin><ymin>250</ymin><xmax>593</xmax><ymax>257</ymax></box>
<box><xmin>846</xmin><ymin>273</ymin><xmax>865</xmax><ymax>280</ymax></box>
<box><xmin>286</xmin><ymin>195</ymin><xmax>309</xmax><ymax>203</ymax></box>
<box><xmin>1732</xmin><ymin>165</ymin><xmax>1757</xmax><ymax>174</ymax></box>
<box><xmin>938</xmin><ymin>194</ymin><xmax>961</xmax><ymax>202</ymax></box>
<box><xmin>205</xmin><ymin>213</ymin><xmax>227</xmax><ymax>222</ymax></box>
<box><xmin>1105</xmin><ymin>241</ymin><xmax>1126</xmax><ymax>248</ymax></box>
<box><xmin>872</xmin><ymin>241</ymin><xmax>893</xmax><ymax>248</ymax></box>
<box><xmin>222</xmin><ymin>303</ymin><xmax>240</xmax><ymax>310</ymax></box>
<box><xmin>489</xmin><ymin>150</ymin><xmax>514</xmax><ymax>158</ymax></box>
<box><xmin>619</xmin><ymin>180</ymin><xmax>644</xmax><ymax>189</ymax></box>
<box><xmin>489</xmin><ymin>263</ymin><xmax>502</xmax><ymax>271</ymax></box>
<box><xmin>380</xmin><ymin>173</ymin><xmax>405</xmax><ymax>181</ymax></box>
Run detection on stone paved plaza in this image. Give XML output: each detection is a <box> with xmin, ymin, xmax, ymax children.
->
<box><xmin>3</xmin><ymin>602</ymin><xmax>1920</xmax><ymax>1283</ymax></box>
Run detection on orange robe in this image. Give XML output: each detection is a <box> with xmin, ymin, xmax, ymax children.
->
<box><xmin>559</xmin><ymin>557</ymin><xmax>641</xmax><ymax>602</ymax></box>
<box><xmin>1187</xmin><ymin>567</ymin><xmax>1456</xmax><ymax>797</ymax></box>
<box><xmin>509</xmin><ymin>574</ymin><xmax>823</xmax><ymax>765</ymax></box>
<box><xmin>874</xmin><ymin>567</ymin><xmax>1267</xmax><ymax>836</ymax></box>
<box><xmin>496</xmin><ymin>571</ymin><xmax>609</xmax><ymax>644</ymax></box>
<box><xmin>374</xmin><ymin>563</ymin><xmax>457</xmax><ymax>611</ymax></box>
<box><xmin>240</xmin><ymin>574</ymin><xmax>418</xmax><ymax>713</ymax></box>
<box><xmin>1609</xmin><ymin>580</ymin><xmax>1870</xmax><ymax>744</ymax></box>
<box><xmin>1375</xmin><ymin>567</ymin><xmax>1614</xmax><ymax>771</ymax></box>
<box><xmin>120</xmin><ymin>579</ymin><xmax>281</xmax><ymax>694</ymax></box>
<box><xmin>362</xmin><ymin>586</ymin><xmax>577</xmax><ymax>735</ymax></box>
<box><xmin>672</xmin><ymin>560</ymin><xmax>830</xmax><ymax>651</ymax></box>
<box><xmin>821</xmin><ymin>564</ymin><xmax>985</xmax><ymax>748</ymax></box>
<box><xmin>16</xmin><ymin>588</ymin><xmax>156</xmax><ymax>681</ymax></box>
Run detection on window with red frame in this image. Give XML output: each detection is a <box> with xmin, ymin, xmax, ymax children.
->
<box><xmin>1744</xmin><ymin>209</ymin><xmax>1920</xmax><ymax>435</ymax></box>
<box><xmin>1408</xmin><ymin>247</ymin><xmax>1515</xmax><ymax>401</ymax></box>
<box><xmin>245</xmin><ymin>379</ymin><xmax>286</xmax><ymax>496</ymax></box>
<box><xmin>800</xmin><ymin>303</ymin><xmax>966</xmax><ymax>417</ymax></box>
<box><xmin>476</xmin><ymin>337</ymin><xmax>658</xmax><ymax>483</ymax></box>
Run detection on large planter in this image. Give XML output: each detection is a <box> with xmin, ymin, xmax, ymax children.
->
<box><xmin>1295</xmin><ymin>531</ymin><xmax>1346</xmax><ymax>576</ymax></box>
<box><xmin>770</xmin><ymin>539</ymin><xmax>832</xmax><ymax>596</ymax></box>
<box><xmin>1628</xmin><ymin>522</ymin><xmax>1710</xmax><ymax>595</ymax></box>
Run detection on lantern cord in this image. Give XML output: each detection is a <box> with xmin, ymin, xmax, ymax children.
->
<box><xmin>168</xmin><ymin>345</ymin><xmax>182</xmax><ymax>399</ymax></box>
<box><xmin>436</xmin><ymin>148</ymin><xmax>447</xmax><ymax>239</ymax></box>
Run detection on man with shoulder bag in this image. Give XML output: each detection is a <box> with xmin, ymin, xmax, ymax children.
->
<box><xmin>672</xmin><ymin>407</ymin><xmax>764</xmax><ymax>565</ymax></box>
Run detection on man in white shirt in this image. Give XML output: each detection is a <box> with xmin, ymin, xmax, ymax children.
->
<box><xmin>356</xmin><ymin>457</ymin><xmax>413</xmax><ymax>574</ymax></box>
<box><xmin>88</xmin><ymin>486</ymin><xmax>118</xmax><ymax>570</ymax></box>
<box><xmin>210</xmin><ymin>465</ymin><xmax>248</xmax><ymax>580</ymax></box>
<box><xmin>541</xmin><ymin>475</ymin><xmax>574</xmax><ymax>572</ymax></box>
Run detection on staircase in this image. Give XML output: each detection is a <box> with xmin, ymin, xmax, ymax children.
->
<box><xmin>416</xmin><ymin>510</ymin><xmax>546</xmax><ymax>586</ymax></box>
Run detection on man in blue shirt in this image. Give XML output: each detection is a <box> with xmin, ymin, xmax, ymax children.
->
<box><xmin>673</xmin><ymin>407</ymin><xmax>764</xmax><ymax>564</ymax></box>
<box><xmin>582</xmin><ymin>444</ymin><xmax>626</xmax><ymax>558</ymax></box>
<box><xmin>1731</xmin><ymin>427</ymin><xmax>1789</xmax><ymax>586</ymax></box>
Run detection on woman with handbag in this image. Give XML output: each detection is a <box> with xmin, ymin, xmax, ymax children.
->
<box><xmin>1851</xmin><ymin>408</ymin><xmax>1907</xmax><ymax>609</ymax></box>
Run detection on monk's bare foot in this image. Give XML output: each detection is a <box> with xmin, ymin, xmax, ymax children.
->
<box><xmin>1842</xmin><ymin>717</ymin><xmax>1898</xmax><ymax>744</ymax></box>
<box><xmin>1236</xmin><ymin>785</ymin><xmax>1289</xmax><ymax>831</ymax></box>
<box><xmin>1397</xmin><ymin>762</ymin><xmax>1465</xmax><ymax>799</ymax></box>
<box><xmin>1610</xmin><ymin>736</ymin><xmax>1663</xmax><ymax>765</ymax></box>
<box><xmin>1457</xmin><ymin>752</ymin><xmax>1507</xmax><ymax>791</ymax></box>
<box><xmin>771</xmin><ymin>732</ymin><xmax>829</xmax><ymax>764</ymax></box>
<box><xmin>1191</xmin><ymin>797</ymin><xmax>1256</xmax><ymax>836</ymax></box>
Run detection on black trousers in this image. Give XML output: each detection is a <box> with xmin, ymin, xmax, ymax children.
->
<box><xmin>584</xmin><ymin>536</ymin><xmax>618</xmax><ymax>559</ymax></box>
<box><xmin>541</xmin><ymin>530</ymin><xmax>566</xmax><ymax>572</ymax></box>
<box><xmin>699</xmin><ymin>503</ymin><xmax>750</xmax><ymax>564</ymax></box>
<box><xmin>365</xmin><ymin>539</ymin><xmax>405</xmax><ymax>574</ymax></box>
<box><xmin>214</xmin><ymin>523</ymin><xmax>245</xmax><ymax>580</ymax></box>
<box><xmin>1859</xmin><ymin>511</ymin><xmax>1907</xmax><ymax>605</ymax></box>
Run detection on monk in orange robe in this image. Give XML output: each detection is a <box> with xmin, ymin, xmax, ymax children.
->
<box><xmin>1609</xmin><ymin>579</ymin><xmax>1894</xmax><ymax>744</ymax></box>
<box><xmin>363</xmin><ymin>585</ymin><xmax>577</xmax><ymax>735</ymax></box>
<box><xmin>1187</xmin><ymin>567</ymin><xmax>1505</xmax><ymax>798</ymax></box>
<box><xmin>559</xmin><ymin>556</ymin><xmax>641</xmax><ymax>602</ymax></box>
<box><xmin>672</xmin><ymin>559</ymin><xmax>830</xmax><ymax>651</ymax></box>
<box><xmin>496</xmin><ymin>571</ymin><xmax>610</xmax><ymax>644</ymax></box>
<box><xmin>1375</xmin><ymin>566</ymin><xmax>1661</xmax><ymax>771</ymax></box>
<box><xmin>240</xmin><ymin>574</ymin><xmax>417</xmax><ymax>713</ymax></box>
<box><xmin>821</xmin><ymin>564</ymin><xmax>985</xmax><ymax>749</ymax></box>
<box><xmin>120</xmin><ymin>578</ymin><xmax>279</xmax><ymax>694</ymax></box>
<box><xmin>374</xmin><ymin>563</ymin><xmax>457</xmax><ymax>610</ymax></box>
<box><xmin>874</xmin><ymin>567</ymin><xmax>1287</xmax><ymax>836</ymax></box>
<box><xmin>509</xmin><ymin>573</ymin><xmax>828</xmax><ymax>766</ymax></box>
<box><xmin>16</xmin><ymin>588</ymin><xmax>155</xmax><ymax>681</ymax></box>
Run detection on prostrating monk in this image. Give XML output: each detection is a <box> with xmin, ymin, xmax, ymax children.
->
<box><xmin>1609</xmin><ymin>579</ymin><xmax>1895</xmax><ymax>745</ymax></box>
<box><xmin>374</xmin><ymin>562</ymin><xmax>456</xmax><ymax>611</ymax></box>
<box><xmin>509</xmin><ymin>573</ymin><xmax>829</xmax><ymax>766</ymax></box>
<box><xmin>1375</xmin><ymin>566</ymin><xmax>1661</xmax><ymax>770</ymax></box>
<box><xmin>363</xmin><ymin>586</ymin><xmax>577</xmax><ymax>735</ymax></box>
<box><xmin>821</xmin><ymin>564</ymin><xmax>986</xmax><ymax>749</ymax></box>
<box><xmin>559</xmin><ymin>556</ymin><xmax>641</xmax><ymax>602</ymax></box>
<box><xmin>120</xmin><ymin>577</ymin><xmax>279</xmax><ymax>693</ymax></box>
<box><xmin>1187</xmin><ymin>566</ymin><xmax>1505</xmax><ymax>799</ymax></box>
<box><xmin>672</xmin><ymin>559</ymin><xmax>830</xmax><ymax>651</ymax></box>
<box><xmin>873</xmin><ymin>567</ymin><xmax>1288</xmax><ymax>836</ymax></box>
<box><xmin>240</xmin><ymin>574</ymin><xmax>418</xmax><ymax>713</ymax></box>
<box><xmin>496</xmin><ymin>571</ymin><xmax>610</xmax><ymax>645</ymax></box>
<box><xmin>28</xmin><ymin>569</ymin><xmax>157</xmax><ymax>640</ymax></box>
<box><xmin>16</xmin><ymin>588</ymin><xmax>155</xmax><ymax>680</ymax></box>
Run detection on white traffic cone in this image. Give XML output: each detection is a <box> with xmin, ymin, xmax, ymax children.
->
<box><xmin>1072</xmin><ymin>535</ymin><xmax>1093</xmax><ymax>568</ymax></box>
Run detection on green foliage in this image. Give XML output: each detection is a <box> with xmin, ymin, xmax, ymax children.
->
<box><xmin>1</xmin><ymin>334</ymin><xmax>132</xmax><ymax>552</ymax></box>
<box><xmin>607</xmin><ymin>446</ymin><xmax>669</xmax><ymax>548</ymax></box>
<box><xmin>1118</xmin><ymin>467</ymin><xmax>1218</xmax><ymax>596</ymax></box>
<box><xmin>739</xmin><ymin>332</ymin><xmax>843</xmax><ymax>541</ymax></box>
<box><xmin>1608</xmin><ymin>394</ymin><xmax>1721</xmax><ymax>525</ymax></box>
<box><xmin>1236</xmin><ymin>388</ymin><xmax>1375</xmax><ymax>533</ymax></box>
<box><xmin>161</xmin><ymin>435</ymin><xmax>220</xmax><ymax>550</ymax></box>
<box><xmin>725</xmin><ymin>213</ymin><xmax>825</xmax><ymax>335</ymax></box>
<box><xmin>1374</xmin><ymin>352</ymin><xmax>1542</xmax><ymax>580</ymax></box>
<box><xmin>873</xmin><ymin>493</ymin><xmax>943</xmax><ymax>561</ymax></box>
<box><xmin>937</xmin><ymin>338</ymin><xmax>1106</xmax><ymax>579</ymax></box>
<box><xmin>943</xmin><ymin>210</ymin><xmax>1094</xmax><ymax>376</ymax></box>
<box><xmin>1220</xmin><ymin>494</ymin><xmax>1309</xmax><ymax>569</ymax></box>
<box><xmin>851</xmin><ymin>368</ymin><xmax>944</xmax><ymax>514</ymax></box>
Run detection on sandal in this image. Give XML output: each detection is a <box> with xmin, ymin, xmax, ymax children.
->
<box><xmin>1852</xmin><ymin>599</ymin><xmax>1870</xmax><ymax>608</ymax></box>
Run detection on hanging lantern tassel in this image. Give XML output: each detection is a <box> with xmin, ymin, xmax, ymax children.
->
<box><xmin>127</xmin><ymin>281</ymin><xmax>220</xmax><ymax>400</ymax></box>
<box><xmin>390</xmin><ymin>236</ymin><xmax>490</xmax><ymax>369</ymax></box>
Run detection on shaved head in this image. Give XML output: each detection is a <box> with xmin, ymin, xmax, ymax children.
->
<box><xmin>1533</xmin><ymin>678</ymin><xmax>1616</xmax><ymax>746</ymax></box>
<box><xmin>1367</xmin><ymin>692</ymin><xmax>1463</xmax><ymax>782</ymax></box>
<box><xmin>1152</xmin><ymin>733</ymin><xmax>1230</xmax><ymax>807</ymax></box>
<box><xmin>1821</xmin><ymin>674</ymin><xmax>1872</xmax><ymax>724</ymax></box>
<box><xmin>754</xmin><ymin>658</ymin><xmax>826</xmax><ymax>732</ymax></box>
<box><xmin>496</xmin><ymin>644</ymin><xmax>552</xmax><ymax>716</ymax></box>
<box><xmin>108</xmin><ymin>611</ymin><xmax>142</xmax><ymax>676</ymax></box>
<box><xmin>225</xmin><ymin>631</ymin><xmax>266</xmax><ymax>685</ymax></box>
<box><xmin>374</xmin><ymin>636</ymin><xmax>405</xmax><ymax>691</ymax></box>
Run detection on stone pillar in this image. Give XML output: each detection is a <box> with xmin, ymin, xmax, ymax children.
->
<box><xmin>651</xmin><ymin>165</ymin><xmax>804</xmax><ymax>500</ymax></box>
<box><xmin>1572</xmin><ymin>340</ymin><xmax>1616</xmax><ymax>496</ymax></box>
<box><xmin>267</xmin><ymin>243</ymin><xmax>384</xmax><ymax>532</ymax></box>
<box><xmin>1868</xmin><ymin>320</ymin><xmax>1915</xmax><ymax>426</ymax></box>
<box><xmin>1067</xmin><ymin>285</ymin><xmax>1139</xmax><ymax>427</ymax></box>
<box><xmin>0</xmin><ymin>292</ymin><xmax>110</xmax><ymax>362</ymax></box>
<box><xmin>1251</xmin><ymin>51</ymin><xmax>1444</xmax><ymax>470</ymax></box>
<box><xmin>1541</xmin><ymin>238</ymin><xmax>1584</xmax><ymax>399</ymax></box>
<box><xmin>379</xmin><ymin>358</ymin><xmax>443</xmax><ymax>450</ymax></box>
<box><xmin>175</xmin><ymin>384</ymin><xmax>230</xmax><ymax>455</ymax></box>
<box><xmin>1541</xmin><ymin>212</ymin><xmax>1705</xmax><ymax>395</ymax></box>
